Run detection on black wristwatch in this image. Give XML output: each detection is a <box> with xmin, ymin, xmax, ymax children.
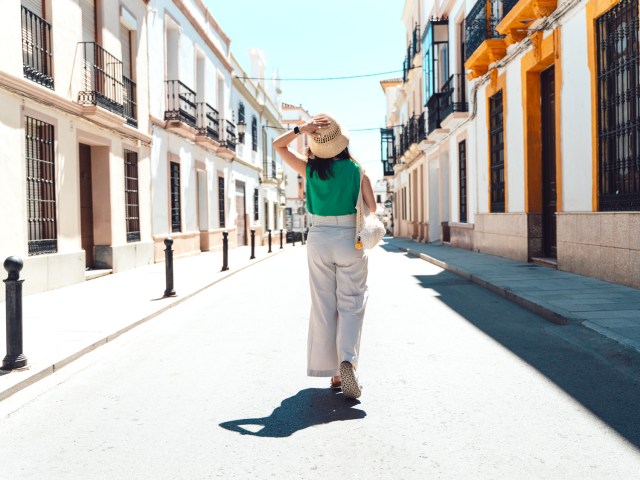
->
<box><xmin>294</xmin><ymin>126</ymin><xmax>301</xmax><ymax>135</ymax></box>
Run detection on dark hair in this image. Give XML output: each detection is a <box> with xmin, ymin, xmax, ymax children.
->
<box><xmin>307</xmin><ymin>147</ymin><xmax>351</xmax><ymax>180</ymax></box>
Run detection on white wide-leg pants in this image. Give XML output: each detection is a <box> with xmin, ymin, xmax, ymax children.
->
<box><xmin>306</xmin><ymin>214</ymin><xmax>369</xmax><ymax>377</ymax></box>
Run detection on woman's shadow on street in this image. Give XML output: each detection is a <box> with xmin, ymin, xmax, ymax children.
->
<box><xmin>219</xmin><ymin>388</ymin><xmax>366</xmax><ymax>438</ymax></box>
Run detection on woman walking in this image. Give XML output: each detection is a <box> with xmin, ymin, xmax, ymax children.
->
<box><xmin>273</xmin><ymin>114</ymin><xmax>376</xmax><ymax>399</ymax></box>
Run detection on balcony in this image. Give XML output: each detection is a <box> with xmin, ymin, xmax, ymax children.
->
<box><xmin>123</xmin><ymin>76</ymin><xmax>137</xmax><ymax>128</ymax></box>
<box><xmin>397</xmin><ymin>113</ymin><xmax>426</xmax><ymax>162</ymax></box>
<box><xmin>196</xmin><ymin>102</ymin><xmax>220</xmax><ymax>142</ymax></box>
<box><xmin>21</xmin><ymin>6</ymin><xmax>53</xmax><ymax>89</ymax></box>
<box><xmin>426</xmin><ymin>74</ymin><xmax>469</xmax><ymax>135</ymax></box>
<box><xmin>223</xmin><ymin>120</ymin><xmax>237</xmax><ymax>152</ymax></box>
<box><xmin>380</xmin><ymin>128</ymin><xmax>396</xmax><ymax>177</ymax></box>
<box><xmin>78</xmin><ymin>42</ymin><xmax>124</xmax><ymax>117</ymax></box>
<box><xmin>215</xmin><ymin>119</ymin><xmax>237</xmax><ymax>160</ymax></box>
<box><xmin>403</xmin><ymin>23</ymin><xmax>422</xmax><ymax>82</ymax></box>
<box><xmin>496</xmin><ymin>0</ymin><xmax>558</xmax><ymax>44</ymax></box>
<box><xmin>464</xmin><ymin>0</ymin><xmax>507</xmax><ymax>78</ymax></box>
<box><xmin>165</xmin><ymin>80</ymin><xmax>197</xmax><ymax>129</ymax></box>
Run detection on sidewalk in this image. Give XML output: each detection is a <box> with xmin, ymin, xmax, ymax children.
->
<box><xmin>0</xmin><ymin>243</ymin><xmax>286</xmax><ymax>401</ymax></box>
<box><xmin>386</xmin><ymin>237</ymin><xmax>640</xmax><ymax>352</ymax></box>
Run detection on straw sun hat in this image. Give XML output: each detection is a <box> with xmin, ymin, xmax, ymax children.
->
<box><xmin>309</xmin><ymin>114</ymin><xmax>350</xmax><ymax>159</ymax></box>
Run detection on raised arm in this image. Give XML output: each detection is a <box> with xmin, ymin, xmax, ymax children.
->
<box><xmin>273</xmin><ymin>116</ymin><xmax>331</xmax><ymax>177</ymax></box>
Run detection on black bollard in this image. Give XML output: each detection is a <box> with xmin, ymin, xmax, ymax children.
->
<box><xmin>250</xmin><ymin>229</ymin><xmax>256</xmax><ymax>259</ymax></box>
<box><xmin>221</xmin><ymin>231</ymin><xmax>229</xmax><ymax>271</ymax></box>
<box><xmin>268</xmin><ymin>229</ymin><xmax>272</xmax><ymax>253</ymax></box>
<box><xmin>2</xmin><ymin>256</ymin><xmax>27</xmax><ymax>370</ymax></box>
<box><xmin>163</xmin><ymin>237</ymin><xmax>176</xmax><ymax>297</ymax></box>
<box><xmin>279</xmin><ymin>229</ymin><xmax>283</xmax><ymax>249</ymax></box>
<box><xmin>301</xmin><ymin>229</ymin><xmax>306</xmax><ymax>245</ymax></box>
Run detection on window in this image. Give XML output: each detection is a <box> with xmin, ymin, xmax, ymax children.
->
<box><xmin>253</xmin><ymin>188</ymin><xmax>259</xmax><ymax>221</ymax></box>
<box><xmin>21</xmin><ymin>3</ymin><xmax>54</xmax><ymax>89</ymax></box>
<box><xmin>124</xmin><ymin>150</ymin><xmax>140</xmax><ymax>242</ymax></box>
<box><xmin>423</xmin><ymin>19</ymin><xmax>449</xmax><ymax>103</ymax></box>
<box><xmin>25</xmin><ymin>116</ymin><xmax>57</xmax><ymax>255</ymax></box>
<box><xmin>459</xmin><ymin>140</ymin><xmax>468</xmax><ymax>223</ymax></box>
<box><xmin>238</xmin><ymin>102</ymin><xmax>246</xmax><ymax>144</ymax></box>
<box><xmin>170</xmin><ymin>162</ymin><xmax>181</xmax><ymax>232</ymax></box>
<box><xmin>218</xmin><ymin>176</ymin><xmax>225</xmax><ymax>228</ymax></box>
<box><xmin>596</xmin><ymin>0</ymin><xmax>640</xmax><ymax>211</ymax></box>
<box><xmin>251</xmin><ymin>115</ymin><xmax>258</xmax><ymax>152</ymax></box>
<box><xmin>489</xmin><ymin>91</ymin><xmax>505</xmax><ymax>212</ymax></box>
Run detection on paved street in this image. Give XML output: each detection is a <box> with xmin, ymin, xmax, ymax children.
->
<box><xmin>1</xmin><ymin>244</ymin><xmax>640</xmax><ymax>479</ymax></box>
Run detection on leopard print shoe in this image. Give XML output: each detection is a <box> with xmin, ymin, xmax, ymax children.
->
<box><xmin>339</xmin><ymin>361</ymin><xmax>362</xmax><ymax>399</ymax></box>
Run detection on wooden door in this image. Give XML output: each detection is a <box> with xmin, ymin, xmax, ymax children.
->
<box><xmin>236</xmin><ymin>183</ymin><xmax>246</xmax><ymax>246</ymax></box>
<box><xmin>79</xmin><ymin>144</ymin><xmax>94</xmax><ymax>268</ymax></box>
<box><xmin>541</xmin><ymin>66</ymin><xmax>557</xmax><ymax>258</ymax></box>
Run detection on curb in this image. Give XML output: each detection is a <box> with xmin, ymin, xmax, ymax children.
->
<box><xmin>400</xmin><ymin>246</ymin><xmax>573</xmax><ymax>326</ymax></box>
<box><xmin>0</xmin><ymin>249</ymin><xmax>284</xmax><ymax>402</ymax></box>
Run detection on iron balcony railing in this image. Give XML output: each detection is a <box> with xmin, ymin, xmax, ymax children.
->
<box><xmin>224</xmin><ymin>119</ymin><xmax>237</xmax><ymax>151</ymax></box>
<box><xmin>165</xmin><ymin>80</ymin><xmax>197</xmax><ymax>129</ymax></box>
<box><xmin>380</xmin><ymin>127</ymin><xmax>396</xmax><ymax>176</ymax></box>
<box><xmin>426</xmin><ymin>74</ymin><xmax>469</xmax><ymax>134</ymax></box>
<box><xmin>123</xmin><ymin>76</ymin><xmax>137</xmax><ymax>128</ymax></box>
<box><xmin>78</xmin><ymin>42</ymin><xmax>124</xmax><ymax>116</ymax></box>
<box><xmin>465</xmin><ymin>0</ymin><xmax>505</xmax><ymax>61</ymax></box>
<box><xmin>427</xmin><ymin>93</ymin><xmax>443</xmax><ymax>134</ymax></box>
<box><xmin>502</xmin><ymin>0</ymin><xmax>519</xmax><ymax>17</ymax></box>
<box><xmin>196</xmin><ymin>102</ymin><xmax>220</xmax><ymax>141</ymax></box>
<box><xmin>402</xmin><ymin>23</ymin><xmax>422</xmax><ymax>82</ymax></box>
<box><xmin>397</xmin><ymin>114</ymin><xmax>426</xmax><ymax>156</ymax></box>
<box><xmin>22</xmin><ymin>6</ymin><xmax>53</xmax><ymax>89</ymax></box>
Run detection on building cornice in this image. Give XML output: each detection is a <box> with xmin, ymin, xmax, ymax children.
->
<box><xmin>0</xmin><ymin>72</ymin><xmax>152</xmax><ymax>146</ymax></box>
<box><xmin>172</xmin><ymin>0</ymin><xmax>233</xmax><ymax>73</ymax></box>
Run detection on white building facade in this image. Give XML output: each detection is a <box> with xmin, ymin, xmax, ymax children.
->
<box><xmin>230</xmin><ymin>50</ymin><xmax>286</xmax><ymax>247</ymax></box>
<box><xmin>383</xmin><ymin>0</ymin><xmax>640</xmax><ymax>288</ymax></box>
<box><xmin>1</xmin><ymin>0</ymin><xmax>288</xmax><ymax>300</ymax></box>
<box><xmin>1</xmin><ymin>0</ymin><xmax>153</xmax><ymax>301</ymax></box>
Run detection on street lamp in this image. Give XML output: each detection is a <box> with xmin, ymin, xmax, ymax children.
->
<box><xmin>236</xmin><ymin>120</ymin><xmax>246</xmax><ymax>136</ymax></box>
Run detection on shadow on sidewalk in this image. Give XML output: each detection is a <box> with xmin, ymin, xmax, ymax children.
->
<box><xmin>412</xmin><ymin>269</ymin><xmax>640</xmax><ymax>449</ymax></box>
<box><xmin>218</xmin><ymin>388</ymin><xmax>366</xmax><ymax>438</ymax></box>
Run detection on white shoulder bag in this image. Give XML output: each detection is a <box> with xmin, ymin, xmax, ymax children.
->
<box><xmin>355</xmin><ymin>167</ymin><xmax>386</xmax><ymax>250</ymax></box>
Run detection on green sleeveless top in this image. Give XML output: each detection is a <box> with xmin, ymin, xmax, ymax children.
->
<box><xmin>306</xmin><ymin>159</ymin><xmax>360</xmax><ymax>216</ymax></box>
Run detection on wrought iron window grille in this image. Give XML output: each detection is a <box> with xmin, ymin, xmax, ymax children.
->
<box><xmin>21</xmin><ymin>6</ymin><xmax>54</xmax><ymax>89</ymax></box>
<box><xmin>459</xmin><ymin>140</ymin><xmax>468</xmax><ymax>223</ymax></box>
<box><xmin>218</xmin><ymin>176</ymin><xmax>226</xmax><ymax>228</ymax></box>
<box><xmin>170</xmin><ymin>162</ymin><xmax>181</xmax><ymax>232</ymax></box>
<box><xmin>596</xmin><ymin>0</ymin><xmax>640</xmax><ymax>211</ymax></box>
<box><xmin>489</xmin><ymin>91</ymin><xmax>505</xmax><ymax>212</ymax></box>
<box><xmin>26</xmin><ymin>117</ymin><xmax>57</xmax><ymax>256</ymax></box>
<box><xmin>124</xmin><ymin>150</ymin><xmax>141</xmax><ymax>242</ymax></box>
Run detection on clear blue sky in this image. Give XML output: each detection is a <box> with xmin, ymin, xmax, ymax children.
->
<box><xmin>204</xmin><ymin>0</ymin><xmax>407</xmax><ymax>182</ymax></box>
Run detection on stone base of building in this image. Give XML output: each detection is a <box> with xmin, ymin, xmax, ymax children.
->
<box><xmin>557</xmin><ymin>212</ymin><xmax>640</xmax><ymax>288</ymax></box>
<box><xmin>5</xmin><ymin>250</ymin><xmax>87</xmax><ymax>302</ymax></box>
<box><xmin>449</xmin><ymin>222</ymin><xmax>474</xmax><ymax>250</ymax></box>
<box><xmin>474</xmin><ymin>213</ymin><xmax>535</xmax><ymax>262</ymax></box>
<box><xmin>94</xmin><ymin>242</ymin><xmax>154</xmax><ymax>272</ymax></box>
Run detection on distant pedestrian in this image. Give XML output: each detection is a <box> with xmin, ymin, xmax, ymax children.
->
<box><xmin>273</xmin><ymin>114</ymin><xmax>376</xmax><ymax>399</ymax></box>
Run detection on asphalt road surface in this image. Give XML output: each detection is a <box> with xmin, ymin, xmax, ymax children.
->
<box><xmin>1</xmin><ymin>243</ymin><xmax>640</xmax><ymax>479</ymax></box>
